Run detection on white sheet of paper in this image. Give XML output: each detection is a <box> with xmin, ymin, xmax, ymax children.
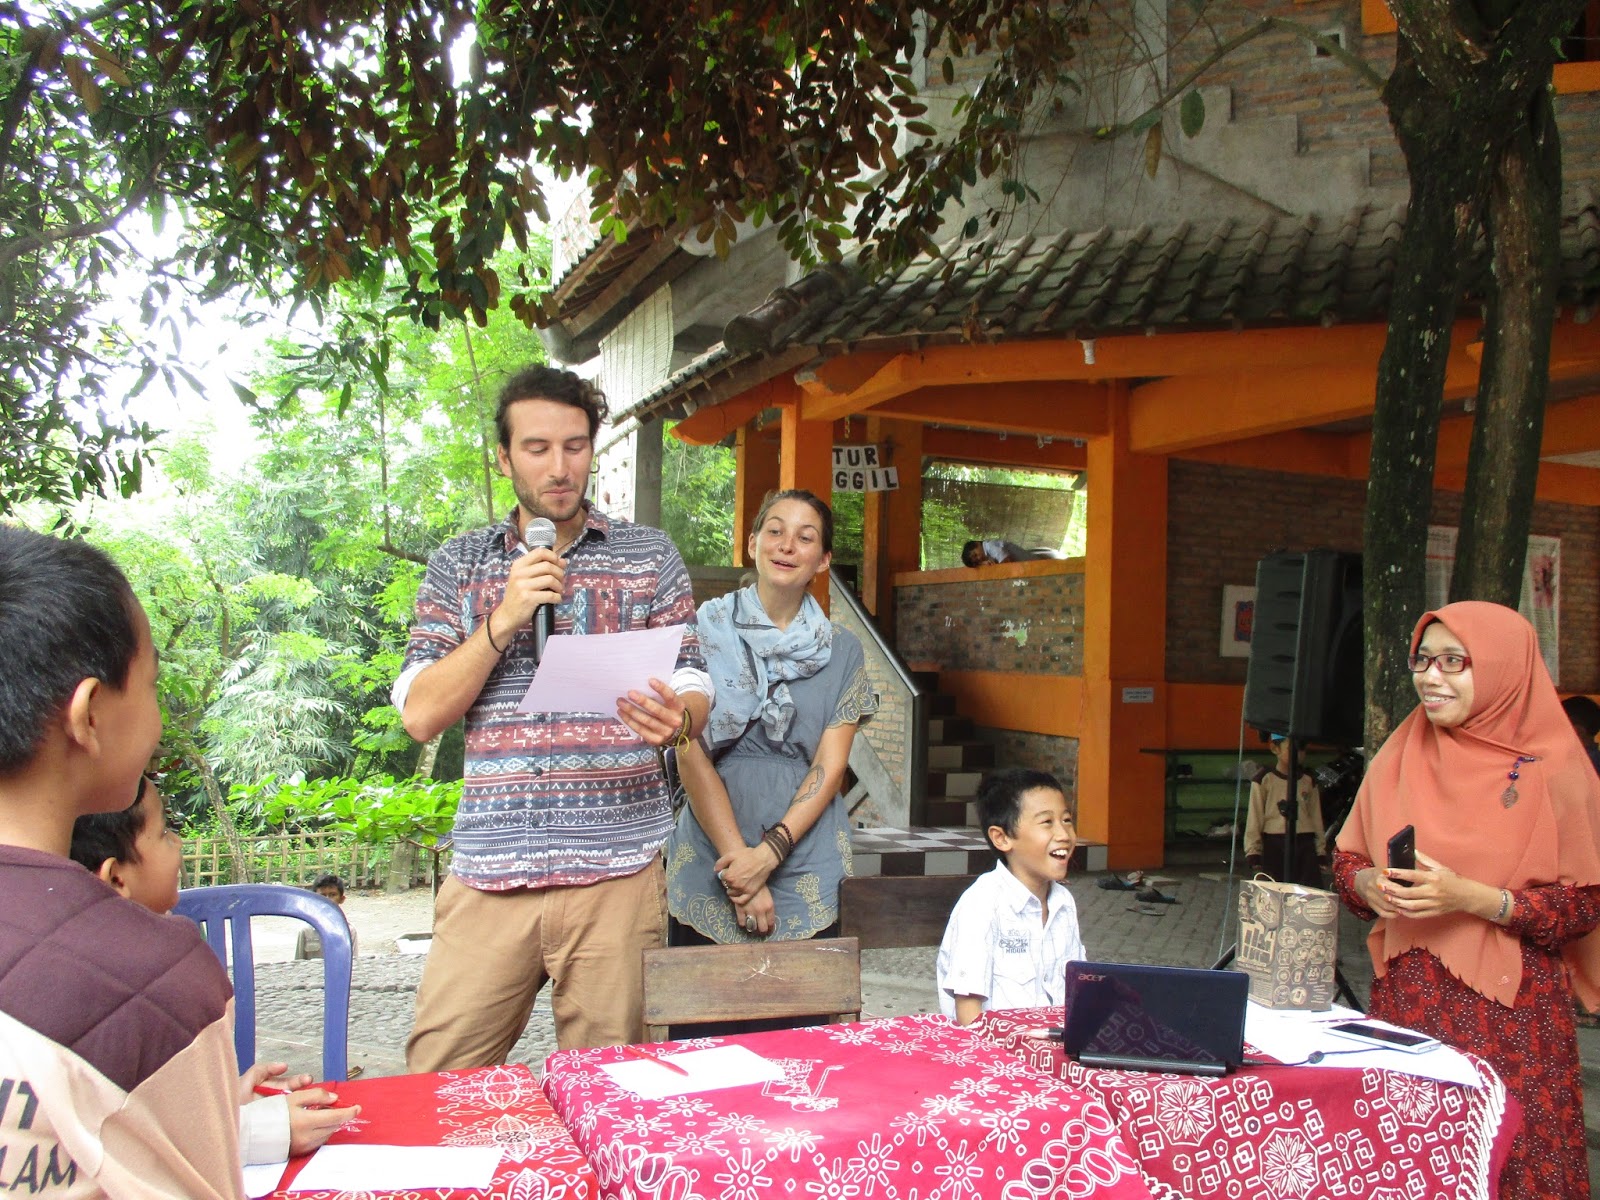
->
<box><xmin>1244</xmin><ymin>1002</ymin><xmax>1480</xmax><ymax>1087</ymax></box>
<box><xmin>242</xmin><ymin>1160</ymin><xmax>287</xmax><ymax>1198</ymax></box>
<box><xmin>283</xmin><ymin>1145</ymin><xmax>501</xmax><ymax>1192</ymax></box>
<box><xmin>516</xmin><ymin>626</ymin><xmax>685</xmax><ymax>714</ymax></box>
<box><xmin>600</xmin><ymin>1044</ymin><xmax>787</xmax><ymax>1100</ymax></box>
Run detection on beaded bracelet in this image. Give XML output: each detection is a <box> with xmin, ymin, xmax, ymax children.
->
<box><xmin>1495</xmin><ymin>888</ymin><xmax>1512</xmax><ymax>923</ymax></box>
<box><xmin>485</xmin><ymin>619</ymin><xmax>507</xmax><ymax>654</ymax></box>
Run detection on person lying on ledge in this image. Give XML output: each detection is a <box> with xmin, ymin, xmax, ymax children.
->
<box><xmin>961</xmin><ymin>539</ymin><xmax>1062</xmax><ymax>567</ymax></box>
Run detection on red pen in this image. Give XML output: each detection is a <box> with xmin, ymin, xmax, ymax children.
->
<box><xmin>621</xmin><ymin>1044</ymin><xmax>691</xmax><ymax>1077</ymax></box>
<box><xmin>252</xmin><ymin>1085</ymin><xmax>287</xmax><ymax>1098</ymax></box>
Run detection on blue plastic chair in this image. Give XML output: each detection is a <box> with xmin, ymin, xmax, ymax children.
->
<box><xmin>174</xmin><ymin>883</ymin><xmax>352</xmax><ymax>1081</ymax></box>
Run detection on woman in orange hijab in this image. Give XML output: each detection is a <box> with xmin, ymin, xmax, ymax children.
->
<box><xmin>1335</xmin><ymin>601</ymin><xmax>1600</xmax><ymax>1199</ymax></box>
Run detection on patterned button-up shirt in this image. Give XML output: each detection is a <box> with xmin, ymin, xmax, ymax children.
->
<box><xmin>402</xmin><ymin>507</ymin><xmax>705</xmax><ymax>890</ymax></box>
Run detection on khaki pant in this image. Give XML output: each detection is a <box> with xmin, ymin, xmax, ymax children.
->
<box><xmin>406</xmin><ymin>857</ymin><xmax>667</xmax><ymax>1070</ymax></box>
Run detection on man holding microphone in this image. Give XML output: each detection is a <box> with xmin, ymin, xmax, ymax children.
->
<box><xmin>393</xmin><ymin>364</ymin><xmax>711</xmax><ymax>1063</ymax></box>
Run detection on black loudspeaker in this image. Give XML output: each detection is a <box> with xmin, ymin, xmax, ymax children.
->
<box><xmin>1242</xmin><ymin>550</ymin><xmax>1364</xmax><ymax>745</ymax></box>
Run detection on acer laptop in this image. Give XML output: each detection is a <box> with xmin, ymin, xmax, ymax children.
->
<box><xmin>1061</xmin><ymin>961</ymin><xmax>1249</xmax><ymax>1076</ymax></box>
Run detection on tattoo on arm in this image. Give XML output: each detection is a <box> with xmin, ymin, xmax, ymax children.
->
<box><xmin>792</xmin><ymin>763</ymin><xmax>824</xmax><ymax>807</ymax></box>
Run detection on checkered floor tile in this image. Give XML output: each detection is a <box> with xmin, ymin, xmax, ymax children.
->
<box><xmin>849</xmin><ymin>826</ymin><xmax>1106</xmax><ymax>878</ymax></box>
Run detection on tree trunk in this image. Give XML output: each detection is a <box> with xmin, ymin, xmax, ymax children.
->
<box><xmin>385</xmin><ymin>838</ymin><xmax>419</xmax><ymax>893</ymax></box>
<box><xmin>1449</xmin><ymin>88</ymin><xmax>1562</xmax><ymax>606</ymax></box>
<box><xmin>190</xmin><ymin>751</ymin><xmax>250</xmax><ymax>884</ymax></box>
<box><xmin>415</xmin><ymin>732</ymin><xmax>443</xmax><ymax>779</ymax></box>
<box><xmin>1364</xmin><ymin>44</ymin><xmax>1495</xmax><ymax>753</ymax></box>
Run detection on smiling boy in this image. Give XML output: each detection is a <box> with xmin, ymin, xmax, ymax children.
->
<box><xmin>936</xmin><ymin>768</ymin><xmax>1085</xmax><ymax>1025</ymax></box>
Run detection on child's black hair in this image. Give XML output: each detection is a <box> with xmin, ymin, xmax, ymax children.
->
<box><xmin>1563</xmin><ymin>695</ymin><xmax>1600</xmax><ymax>740</ymax></box>
<box><xmin>0</xmin><ymin>526</ymin><xmax>142</xmax><ymax>773</ymax></box>
<box><xmin>978</xmin><ymin>767</ymin><xmax>1069</xmax><ymax>853</ymax></box>
<box><xmin>313</xmin><ymin>873</ymin><xmax>345</xmax><ymax>894</ymax></box>
<box><xmin>70</xmin><ymin>776</ymin><xmax>152</xmax><ymax>872</ymax></box>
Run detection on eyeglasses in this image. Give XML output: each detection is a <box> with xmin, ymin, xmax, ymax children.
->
<box><xmin>1407</xmin><ymin>652</ymin><xmax>1472</xmax><ymax>674</ymax></box>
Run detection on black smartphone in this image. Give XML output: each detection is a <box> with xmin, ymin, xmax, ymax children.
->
<box><xmin>1386</xmin><ymin>825</ymin><xmax>1416</xmax><ymax>881</ymax></box>
<box><xmin>1328</xmin><ymin>1020</ymin><xmax>1439</xmax><ymax>1054</ymax></box>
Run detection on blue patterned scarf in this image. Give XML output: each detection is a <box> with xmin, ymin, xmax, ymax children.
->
<box><xmin>699</xmin><ymin>585</ymin><xmax>833</xmax><ymax>749</ymax></box>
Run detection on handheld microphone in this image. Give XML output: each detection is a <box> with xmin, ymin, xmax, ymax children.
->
<box><xmin>523</xmin><ymin>517</ymin><xmax>557</xmax><ymax>665</ymax></box>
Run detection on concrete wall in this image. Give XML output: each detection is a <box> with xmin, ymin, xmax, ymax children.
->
<box><xmin>895</xmin><ymin>571</ymin><xmax>1086</xmax><ymax>674</ymax></box>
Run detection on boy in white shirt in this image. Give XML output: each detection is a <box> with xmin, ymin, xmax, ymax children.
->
<box><xmin>937</xmin><ymin>768</ymin><xmax>1084</xmax><ymax>1024</ymax></box>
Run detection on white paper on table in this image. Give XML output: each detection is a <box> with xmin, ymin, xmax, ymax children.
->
<box><xmin>242</xmin><ymin>1160</ymin><xmax>288</xmax><ymax>1198</ymax></box>
<box><xmin>283</xmin><ymin>1145</ymin><xmax>501</xmax><ymax>1192</ymax></box>
<box><xmin>516</xmin><ymin>625</ymin><xmax>685</xmax><ymax>715</ymax></box>
<box><xmin>1244</xmin><ymin>1002</ymin><xmax>1480</xmax><ymax>1087</ymax></box>
<box><xmin>600</xmin><ymin>1044</ymin><xmax>787</xmax><ymax>1100</ymax></box>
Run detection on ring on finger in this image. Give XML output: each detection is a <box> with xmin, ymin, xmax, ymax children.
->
<box><xmin>745</xmin><ymin>916</ymin><xmax>757</xmax><ymax>932</ymax></box>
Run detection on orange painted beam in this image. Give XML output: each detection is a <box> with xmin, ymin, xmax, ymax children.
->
<box><xmin>799</xmin><ymin>323</ymin><xmax>1430</xmax><ymax>423</ymax></box>
<box><xmin>935</xmin><ymin>670</ymin><xmax>1084</xmax><ymax>739</ymax></box>
<box><xmin>1178</xmin><ymin>430</ymin><xmax>1361</xmax><ymax>478</ymax></box>
<box><xmin>923</xmin><ymin>428</ymin><xmax>1088</xmax><ymax>472</ymax></box>
<box><xmin>1079</xmin><ymin>385</ymin><xmax>1170</xmax><ymax>867</ymax></box>
<box><xmin>734</xmin><ymin>424</ymin><xmax>782</xmax><ymax>567</ymax></box>
<box><xmin>894</xmin><ymin>558</ymin><xmax>1085</xmax><ymax>587</ymax></box>
<box><xmin>795</xmin><ymin>351</ymin><xmax>901</xmax><ymax>398</ymax></box>
<box><xmin>1540</xmin><ymin>392</ymin><xmax>1600</xmax><ymax>457</ymax></box>
<box><xmin>779</xmin><ymin>402</ymin><xmax>835</xmax><ymax>610</ymax></box>
<box><xmin>1130</xmin><ymin>343</ymin><xmax>1482</xmax><ymax>454</ymax></box>
<box><xmin>862</xmin><ymin>418</ymin><xmax>924</xmax><ymax>627</ymax></box>
<box><xmin>876</xmin><ymin>381</ymin><xmax>1111</xmax><ymax>438</ymax></box>
<box><xmin>674</xmin><ymin>382</ymin><xmax>781</xmax><ymax>446</ymax></box>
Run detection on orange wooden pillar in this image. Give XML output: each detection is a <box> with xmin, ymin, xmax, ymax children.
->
<box><xmin>779</xmin><ymin>397</ymin><xmax>835</xmax><ymax>608</ymax></box>
<box><xmin>862</xmin><ymin>417</ymin><xmax>924</xmax><ymax>634</ymax></box>
<box><xmin>1079</xmin><ymin>383</ymin><xmax>1169</xmax><ymax>868</ymax></box>
<box><xmin>734</xmin><ymin>423</ymin><xmax>782</xmax><ymax>567</ymax></box>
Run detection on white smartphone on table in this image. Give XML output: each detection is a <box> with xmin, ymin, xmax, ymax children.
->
<box><xmin>1326</xmin><ymin>1020</ymin><xmax>1440</xmax><ymax>1054</ymax></box>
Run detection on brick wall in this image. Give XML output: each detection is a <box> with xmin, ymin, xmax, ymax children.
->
<box><xmin>1166</xmin><ymin>460</ymin><xmax>1600</xmax><ymax>691</ymax></box>
<box><xmin>976</xmin><ymin>729</ymin><xmax>1081</xmax><ymax>807</ymax></box>
<box><xmin>895</xmin><ymin>570</ymin><xmax>1086</xmax><ymax>673</ymax></box>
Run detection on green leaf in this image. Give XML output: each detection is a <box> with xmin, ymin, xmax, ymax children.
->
<box><xmin>1179</xmin><ymin>89</ymin><xmax>1206</xmax><ymax>140</ymax></box>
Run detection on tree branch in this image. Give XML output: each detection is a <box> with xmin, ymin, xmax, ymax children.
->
<box><xmin>378</xmin><ymin>539</ymin><xmax>429</xmax><ymax>565</ymax></box>
<box><xmin>1092</xmin><ymin>16</ymin><xmax>1386</xmax><ymax>142</ymax></box>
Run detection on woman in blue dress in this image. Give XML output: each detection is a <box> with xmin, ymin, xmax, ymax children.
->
<box><xmin>667</xmin><ymin>489</ymin><xmax>878</xmax><ymax>947</ymax></box>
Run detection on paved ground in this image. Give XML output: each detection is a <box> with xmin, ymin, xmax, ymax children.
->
<box><xmin>253</xmin><ymin>863</ymin><xmax>1599</xmax><ymax>1187</ymax></box>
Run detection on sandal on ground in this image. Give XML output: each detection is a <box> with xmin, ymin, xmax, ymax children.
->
<box><xmin>1135</xmin><ymin>886</ymin><xmax>1179</xmax><ymax>904</ymax></box>
<box><xmin>1096</xmin><ymin>870</ymin><xmax>1145</xmax><ymax>892</ymax></box>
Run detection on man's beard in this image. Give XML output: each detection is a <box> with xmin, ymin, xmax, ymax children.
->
<box><xmin>512</xmin><ymin>476</ymin><xmax>587</xmax><ymax>524</ymax></box>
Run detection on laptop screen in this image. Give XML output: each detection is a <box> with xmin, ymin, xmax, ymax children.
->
<box><xmin>1062</xmin><ymin>961</ymin><xmax>1248</xmax><ymax>1075</ymax></box>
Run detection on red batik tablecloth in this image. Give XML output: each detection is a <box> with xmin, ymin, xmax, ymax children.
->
<box><xmin>974</xmin><ymin>1008</ymin><xmax>1518</xmax><ymax>1200</ymax></box>
<box><xmin>268</xmin><ymin>1063</ymin><xmax>599</xmax><ymax>1199</ymax></box>
<box><xmin>542</xmin><ymin>1012</ymin><xmax>1153</xmax><ymax>1200</ymax></box>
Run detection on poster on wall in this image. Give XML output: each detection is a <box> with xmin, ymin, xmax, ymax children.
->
<box><xmin>1426</xmin><ymin>526</ymin><xmax>1560</xmax><ymax>684</ymax></box>
<box><xmin>1219</xmin><ymin>585</ymin><xmax>1257</xmax><ymax>658</ymax></box>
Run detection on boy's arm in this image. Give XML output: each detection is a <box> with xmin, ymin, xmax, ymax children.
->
<box><xmin>953</xmin><ymin>995</ymin><xmax>986</xmax><ymax>1026</ymax></box>
<box><xmin>1244</xmin><ymin>780</ymin><xmax>1265</xmax><ymax>861</ymax></box>
<box><xmin>936</xmin><ymin>884</ymin><xmax>993</xmax><ymax>1023</ymax></box>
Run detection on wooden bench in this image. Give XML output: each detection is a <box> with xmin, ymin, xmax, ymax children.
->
<box><xmin>838</xmin><ymin>873</ymin><xmax>980</xmax><ymax>949</ymax></box>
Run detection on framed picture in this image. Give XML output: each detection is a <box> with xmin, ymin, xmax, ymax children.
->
<box><xmin>1220</xmin><ymin>584</ymin><xmax>1256</xmax><ymax>659</ymax></box>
